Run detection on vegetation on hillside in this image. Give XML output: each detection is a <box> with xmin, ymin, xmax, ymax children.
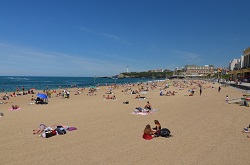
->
<box><xmin>120</xmin><ymin>71</ymin><xmax>173</xmax><ymax>78</ymax></box>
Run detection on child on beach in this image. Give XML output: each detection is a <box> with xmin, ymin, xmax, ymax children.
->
<box><xmin>225</xmin><ymin>95</ymin><xmax>229</xmax><ymax>103</ymax></box>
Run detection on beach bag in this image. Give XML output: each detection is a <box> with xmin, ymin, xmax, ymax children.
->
<box><xmin>0</xmin><ymin>112</ymin><xmax>4</xmax><ymax>117</ymax></box>
<box><xmin>160</xmin><ymin>128</ymin><xmax>171</xmax><ymax>138</ymax></box>
<box><xmin>41</xmin><ymin>130</ymin><xmax>53</xmax><ymax>138</ymax></box>
<box><xmin>56</xmin><ymin>127</ymin><xmax>67</xmax><ymax>135</ymax></box>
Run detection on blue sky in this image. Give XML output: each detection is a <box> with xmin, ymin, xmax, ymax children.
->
<box><xmin>0</xmin><ymin>0</ymin><xmax>250</xmax><ymax>77</ymax></box>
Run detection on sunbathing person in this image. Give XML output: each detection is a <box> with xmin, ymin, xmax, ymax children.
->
<box><xmin>12</xmin><ymin>105</ymin><xmax>19</xmax><ymax>109</ymax></box>
<box><xmin>143</xmin><ymin>124</ymin><xmax>154</xmax><ymax>140</ymax></box>
<box><xmin>165</xmin><ymin>91</ymin><xmax>171</xmax><ymax>96</ymax></box>
<box><xmin>105</xmin><ymin>95</ymin><xmax>116</xmax><ymax>100</ymax></box>
<box><xmin>144</xmin><ymin>101</ymin><xmax>152</xmax><ymax>110</ymax></box>
<box><xmin>135</xmin><ymin>95</ymin><xmax>146</xmax><ymax>99</ymax></box>
<box><xmin>33</xmin><ymin>124</ymin><xmax>49</xmax><ymax>134</ymax></box>
<box><xmin>106</xmin><ymin>95</ymin><xmax>111</xmax><ymax>99</ymax></box>
<box><xmin>135</xmin><ymin>107</ymin><xmax>143</xmax><ymax>112</ymax></box>
<box><xmin>31</xmin><ymin>95</ymin><xmax>35</xmax><ymax>101</ymax></box>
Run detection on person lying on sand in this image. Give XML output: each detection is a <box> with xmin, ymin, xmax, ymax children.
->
<box><xmin>135</xmin><ymin>95</ymin><xmax>146</xmax><ymax>99</ymax></box>
<box><xmin>33</xmin><ymin>124</ymin><xmax>50</xmax><ymax>134</ymax></box>
<box><xmin>105</xmin><ymin>95</ymin><xmax>116</xmax><ymax>100</ymax></box>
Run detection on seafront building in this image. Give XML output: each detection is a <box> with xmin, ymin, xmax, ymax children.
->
<box><xmin>229</xmin><ymin>59</ymin><xmax>241</xmax><ymax>71</ymax></box>
<box><xmin>184</xmin><ymin>65</ymin><xmax>214</xmax><ymax>76</ymax></box>
<box><xmin>229</xmin><ymin>47</ymin><xmax>250</xmax><ymax>81</ymax></box>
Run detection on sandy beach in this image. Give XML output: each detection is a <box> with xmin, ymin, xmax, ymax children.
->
<box><xmin>1</xmin><ymin>80</ymin><xmax>250</xmax><ymax>165</ymax></box>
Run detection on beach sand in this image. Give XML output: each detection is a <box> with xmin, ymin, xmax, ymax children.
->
<box><xmin>1</xmin><ymin>80</ymin><xmax>250</xmax><ymax>165</ymax></box>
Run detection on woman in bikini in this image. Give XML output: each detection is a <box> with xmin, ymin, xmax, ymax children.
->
<box><xmin>144</xmin><ymin>101</ymin><xmax>152</xmax><ymax>110</ymax></box>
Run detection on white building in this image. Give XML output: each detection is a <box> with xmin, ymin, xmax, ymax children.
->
<box><xmin>229</xmin><ymin>59</ymin><xmax>241</xmax><ymax>71</ymax></box>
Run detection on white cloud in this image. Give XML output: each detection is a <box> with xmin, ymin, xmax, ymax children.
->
<box><xmin>0</xmin><ymin>43</ymin><xmax>127</xmax><ymax>76</ymax></box>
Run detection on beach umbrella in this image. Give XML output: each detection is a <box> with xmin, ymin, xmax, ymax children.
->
<box><xmin>36</xmin><ymin>93</ymin><xmax>48</xmax><ymax>99</ymax></box>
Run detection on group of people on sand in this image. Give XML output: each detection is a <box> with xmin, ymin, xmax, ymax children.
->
<box><xmin>135</xmin><ymin>101</ymin><xmax>152</xmax><ymax>113</ymax></box>
<box><xmin>143</xmin><ymin>120</ymin><xmax>161</xmax><ymax>140</ymax></box>
<box><xmin>103</xmin><ymin>95</ymin><xmax>116</xmax><ymax>100</ymax></box>
<box><xmin>160</xmin><ymin>91</ymin><xmax>176</xmax><ymax>96</ymax></box>
<box><xmin>135</xmin><ymin>95</ymin><xmax>146</xmax><ymax>99</ymax></box>
<box><xmin>33</xmin><ymin>124</ymin><xmax>76</xmax><ymax>138</ymax></box>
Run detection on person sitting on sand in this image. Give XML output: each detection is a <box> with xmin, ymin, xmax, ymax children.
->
<box><xmin>106</xmin><ymin>95</ymin><xmax>113</xmax><ymax>99</ymax></box>
<box><xmin>12</xmin><ymin>105</ymin><xmax>19</xmax><ymax>109</ymax></box>
<box><xmin>144</xmin><ymin>101</ymin><xmax>152</xmax><ymax>110</ymax></box>
<box><xmin>143</xmin><ymin>124</ymin><xmax>154</xmax><ymax>140</ymax></box>
<box><xmin>152</xmin><ymin>120</ymin><xmax>161</xmax><ymax>133</ymax></box>
<box><xmin>165</xmin><ymin>91</ymin><xmax>171</xmax><ymax>96</ymax></box>
<box><xmin>242</xmin><ymin>124</ymin><xmax>250</xmax><ymax>137</ymax></box>
<box><xmin>31</xmin><ymin>95</ymin><xmax>35</xmax><ymax>101</ymax></box>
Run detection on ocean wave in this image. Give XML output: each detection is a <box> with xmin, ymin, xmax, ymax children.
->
<box><xmin>7</xmin><ymin>77</ymin><xmax>29</xmax><ymax>81</ymax></box>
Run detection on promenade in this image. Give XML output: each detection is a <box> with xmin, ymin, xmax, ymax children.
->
<box><xmin>224</xmin><ymin>81</ymin><xmax>250</xmax><ymax>91</ymax></box>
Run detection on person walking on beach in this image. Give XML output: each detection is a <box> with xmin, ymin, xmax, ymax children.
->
<box><xmin>218</xmin><ymin>86</ymin><xmax>221</xmax><ymax>92</ymax></box>
<box><xmin>200</xmin><ymin>88</ymin><xmax>202</xmax><ymax>96</ymax></box>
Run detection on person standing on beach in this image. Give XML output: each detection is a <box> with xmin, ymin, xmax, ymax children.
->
<box><xmin>218</xmin><ymin>86</ymin><xmax>221</xmax><ymax>92</ymax></box>
<box><xmin>225</xmin><ymin>95</ymin><xmax>229</xmax><ymax>103</ymax></box>
<box><xmin>200</xmin><ymin>88</ymin><xmax>202</xmax><ymax>96</ymax></box>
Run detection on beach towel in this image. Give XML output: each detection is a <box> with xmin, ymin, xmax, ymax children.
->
<box><xmin>131</xmin><ymin>109</ymin><xmax>159</xmax><ymax>115</ymax></box>
<box><xmin>137</xmin><ymin>98</ymin><xmax>146</xmax><ymax>100</ymax></box>
<box><xmin>67</xmin><ymin>127</ymin><xmax>77</xmax><ymax>131</ymax></box>
<box><xmin>8</xmin><ymin>108</ymin><xmax>21</xmax><ymax>111</ymax></box>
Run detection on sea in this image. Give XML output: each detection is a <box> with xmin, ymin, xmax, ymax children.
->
<box><xmin>0</xmin><ymin>76</ymin><xmax>164</xmax><ymax>93</ymax></box>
